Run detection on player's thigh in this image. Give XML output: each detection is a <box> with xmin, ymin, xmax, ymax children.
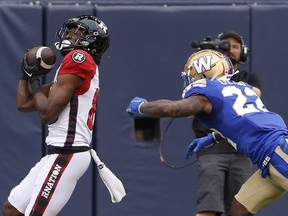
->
<box><xmin>45</xmin><ymin>151</ymin><xmax>91</xmax><ymax>214</ymax></box>
<box><xmin>8</xmin><ymin>156</ymin><xmax>49</xmax><ymax>213</ymax></box>
<box><xmin>270</xmin><ymin>146</ymin><xmax>288</xmax><ymax>190</ymax></box>
<box><xmin>235</xmin><ymin>169</ymin><xmax>285</xmax><ymax>214</ymax></box>
<box><xmin>25</xmin><ymin>151</ymin><xmax>91</xmax><ymax>215</ymax></box>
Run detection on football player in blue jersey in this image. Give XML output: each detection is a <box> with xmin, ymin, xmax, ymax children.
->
<box><xmin>191</xmin><ymin>31</ymin><xmax>261</xmax><ymax>216</ymax></box>
<box><xmin>126</xmin><ymin>49</ymin><xmax>288</xmax><ymax>216</ymax></box>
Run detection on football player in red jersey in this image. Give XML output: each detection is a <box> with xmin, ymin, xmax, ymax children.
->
<box><xmin>2</xmin><ymin>15</ymin><xmax>111</xmax><ymax>215</ymax></box>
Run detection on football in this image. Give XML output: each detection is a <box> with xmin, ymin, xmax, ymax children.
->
<box><xmin>26</xmin><ymin>46</ymin><xmax>56</xmax><ymax>70</ymax></box>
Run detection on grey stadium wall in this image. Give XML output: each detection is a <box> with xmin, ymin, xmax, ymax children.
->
<box><xmin>0</xmin><ymin>1</ymin><xmax>288</xmax><ymax>216</ymax></box>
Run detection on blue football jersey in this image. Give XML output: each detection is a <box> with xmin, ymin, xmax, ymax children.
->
<box><xmin>182</xmin><ymin>76</ymin><xmax>288</xmax><ymax>169</ymax></box>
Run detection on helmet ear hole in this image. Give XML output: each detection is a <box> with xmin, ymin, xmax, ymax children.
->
<box><xmin>91</xmin><ymin>49</ymin><xmax>97</xmax><ymax>55</ymax></box>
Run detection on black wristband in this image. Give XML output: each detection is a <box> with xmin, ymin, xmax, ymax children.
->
<box><xmin>29</xmin><ymin>77</ymin><xmax>41</xmax><ymax>95</ymax></box>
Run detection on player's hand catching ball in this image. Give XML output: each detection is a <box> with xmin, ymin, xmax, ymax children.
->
<box><xmin>20</xmin><ymin>46</ymin><xmax>56</xmax><ymax>80</ymax></box>
<box><xmin>21</xmin><ymin>53</ymin><xmax>41</xmax><ymax>80</ymax></box>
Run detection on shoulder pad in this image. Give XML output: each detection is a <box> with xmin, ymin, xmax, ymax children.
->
<box><xmin>192</xmin><ymin>79</ymin><xmax>207</xmax><ymax>87</ymax></box>
<box><xmin>181</xmin><ymin>79</ymin><xmax>207</xmax><ymax>99</ymax></box>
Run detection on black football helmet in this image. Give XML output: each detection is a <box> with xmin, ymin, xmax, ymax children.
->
<box><xmin>55</xmin><ymin>15</ymin><xmax>110</xmax><ymax>65</ymax></box>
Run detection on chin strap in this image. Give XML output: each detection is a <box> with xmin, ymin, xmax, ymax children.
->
<box><xmin>55</xmin><ymin>39</ymin><xmax>72</xmax><ymax>50</ymax></box>
<box><xmin>210</xmin><ymin>70</ymin><xmax>221</xmax><ymax>81</ymax></box>
<box><xmin>181</xmin><ymin>72</ymin><xmax>193</xmax><ymax>89</ymax></box>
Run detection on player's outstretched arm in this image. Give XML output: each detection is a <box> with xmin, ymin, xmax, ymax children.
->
<box><xmin>126</xmin><ymin>95</ymin><xmax>212</xmax><ymax>118</ymax></box>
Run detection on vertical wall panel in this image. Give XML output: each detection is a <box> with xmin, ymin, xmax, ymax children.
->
<box><xmin>251</xmin><ymin>5</ymin><xmax>288</xmax><ymax>123</ymax></box>
<box><xmin>0</xmin><ymin>3</ymin><xmax>43</xmax><ymax>210</ymax></box>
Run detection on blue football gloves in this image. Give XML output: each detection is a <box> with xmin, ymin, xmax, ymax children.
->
<box><xmin>185</xmin><ymin>133</ymin><xmax>216</xmax><ymax>159</ymax></box>
<box><xmin>126</xmin><ymin>97</ymin><xmax>147</xmax><ymax>116</ymax></box>
<box><xmin>279</xmin><ymin>138</ymin><xmax>288</xmax><ymax>154</ymax></box>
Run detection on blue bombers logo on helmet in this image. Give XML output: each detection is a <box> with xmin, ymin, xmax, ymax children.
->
<box><xmin>182</xmin><ymin>49</ymin><xmax>234</xmax><ymax>87</ymax></box>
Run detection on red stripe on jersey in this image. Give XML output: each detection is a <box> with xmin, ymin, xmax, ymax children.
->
<box><xmin>29</xmin><ymin>154</ymin><xmax>73</xmax><ymax>215</ymax></box>
<box><xmin>64</xmin><ymin>96</ymin><xmax>78</xmax><ymax>146</ymax></box>
<box><xmin>59</xmin><ymin>50</ymin><xmax>96</xmax><ymax>96</ymax></box>
<box><xmin>87</xmin><ymin>89</ymin><xmax>99</xmax><ymax>130</ymax></box>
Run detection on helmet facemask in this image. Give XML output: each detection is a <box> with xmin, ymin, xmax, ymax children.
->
<box><xmin>55</xmin><ymin>24</ymin><xmax>87</xmax><ymax>53</ymax></box>
<box><xmin>55</xmin><ymin>15</ymin><xmax>110</xmax><ymax>65</ymax></box>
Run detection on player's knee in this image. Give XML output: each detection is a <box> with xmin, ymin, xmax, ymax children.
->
<box><xmin>2</xmin><ymin>201</ymin><xmax>23</xmax><ymax>216</ymax></box>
